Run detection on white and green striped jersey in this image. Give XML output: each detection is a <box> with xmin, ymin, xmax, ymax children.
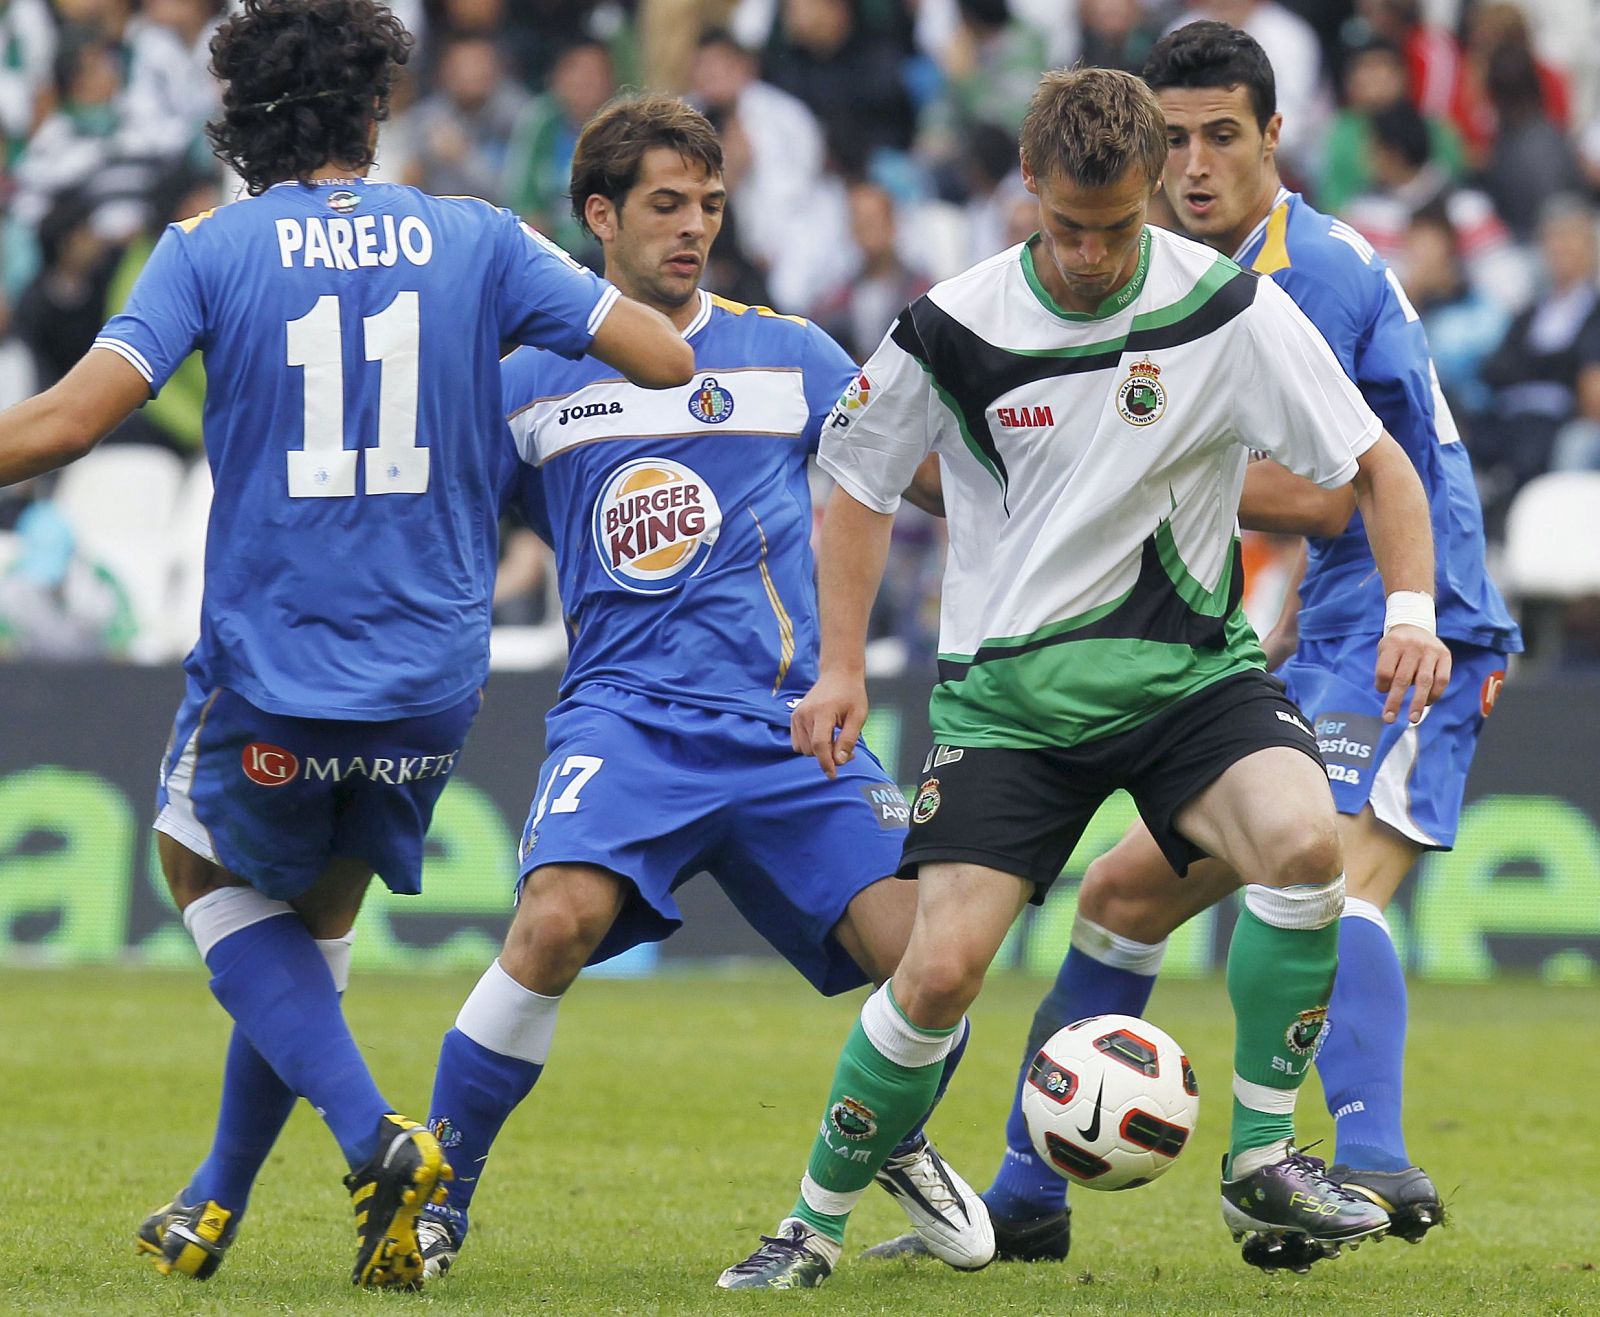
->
<box><xmin>819</xmin><ymin>225</ymin><xmax>1381</xmax><ymax>750</ymax></box>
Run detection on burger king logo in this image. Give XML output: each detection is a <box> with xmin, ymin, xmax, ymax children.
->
<box><xmin>592</xmin><ymin>457</ymin><xmax>722</xmax><ymax>593</ymax></box>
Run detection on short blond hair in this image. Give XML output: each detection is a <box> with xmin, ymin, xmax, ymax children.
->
<box><xmin>1019</xmin><ymin>67</ymin><xmax>1167</xmax><ymax>189</ymax></box>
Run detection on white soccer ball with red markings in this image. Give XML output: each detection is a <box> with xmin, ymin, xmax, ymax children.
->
<box><xmin>1021</xmin><ymin>1013</ymin><xmax>1199</xmax><ymax>1192</ymax></box>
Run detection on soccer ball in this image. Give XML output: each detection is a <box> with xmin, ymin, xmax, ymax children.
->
<box><xmin>1021</xmin><ymin>1013</ymin><xmax>1199</xmax><ymax>1192</ymax></box>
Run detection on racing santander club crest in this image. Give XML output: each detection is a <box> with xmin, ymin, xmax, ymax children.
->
<box><xmin>687</xmin><ymin>375</ymin><xmax>735</xmax><ymax>424</ymax></box>
<box><xmin>1116</xmin><ymin>357</ymin><xmax>1166</xmax><ymax>427</ymax></box>
<box><xmin>592</xmin><ymin>457</ymin><xmax>722</xmax><ymax>594</ymax></box>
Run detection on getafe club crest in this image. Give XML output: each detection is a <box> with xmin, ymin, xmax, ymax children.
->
<box><xmin>829</xmin><ymin>1096</ymin><xmax>878</xmax><ymax>1141</ymax></box>
<box><xmin>687</xmin><ymin>376</ymin><xmax>735</xmax><ymax>424</ymax></box>
<box><xmin>1116</xmin><ymin>357</ymin><xmax>1166</xmax><ymax>426</ymax></box>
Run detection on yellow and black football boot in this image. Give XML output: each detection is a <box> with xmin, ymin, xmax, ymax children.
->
<box><xmin>136</xmin><ymin>1198</ymin><xmax>238</xmax><ymax>1279</ymax></box>
<box><xmin>344</xmin><ymin>1113</ymin><xmax>452</xmax><ymax>1289</ymax></box>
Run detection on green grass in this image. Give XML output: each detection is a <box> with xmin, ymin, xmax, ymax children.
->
<box><xmin>4</xmin><ymin>967</ymin><xmax>1597</xmax><ymax>1314</ymax></box>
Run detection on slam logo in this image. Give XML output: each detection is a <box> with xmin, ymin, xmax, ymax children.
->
<box><xmin>592</xmin><ymin>457</ymin><xmax>722</xmax><ymax>593</ymax></box>
<box><xmin>687</xmin><ymin>376</ymin><xmax>735</xmax><ymax>424</ymax></box>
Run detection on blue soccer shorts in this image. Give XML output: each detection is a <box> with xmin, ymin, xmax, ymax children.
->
<box><xmin>155</xmin><ymin>676</ymin><xmax>480</xmax><ymax>900</ymax></box>
<box><xmin>516</xmin><ymin>686</ymin><xmax>911</xmax><ymax>994</ymax></box>
<box><xmin>1280</xmin><ymin>636</ymin><xmax>1508</xmax><ymax>849</ymax></box>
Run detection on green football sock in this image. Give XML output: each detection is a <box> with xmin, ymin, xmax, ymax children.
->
<box><xmin>1226</xmin><ymin>898</ymin><xmax>1338</xmax><ymax>1169</ymax></box>
<box><xmin>790</xmin><ymin>984</ymin><xmax>956</xmax><ymax>1243</ymax></box>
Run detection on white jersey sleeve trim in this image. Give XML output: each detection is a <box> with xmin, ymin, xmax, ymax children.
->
<box><xmin>585</xmin><ymin>284</ymin><xmax>622</xmax><ymax>338</ymax></box>
<box><xmin>92</xmin><ymin>337</ymin><xmax>154</xmax><ymax>383</ymax></box>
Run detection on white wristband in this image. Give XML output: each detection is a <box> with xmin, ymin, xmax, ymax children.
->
<box><xmin>1384</xmin><ymin>590</ymin><xmax>1436</xmax><ymax>635</ymax></box>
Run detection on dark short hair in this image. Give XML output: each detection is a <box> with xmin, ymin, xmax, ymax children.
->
<box><xmin>207</xmin><ymin>0</ymin><xmax>411</xmax><ymax>196</ymax></box>
<box><xmin>1142</xmin><ymin>20</ymin><xmax>1277</xmax><ymax>132</ymax></box>
<box><xmin>569</xmin><ymin>94</ymin><xmax>724</xmax><ymax>236</ymax></box>
<box><xmin>1019</xmin><ymin>67</ymin><xmax>1166</xmax><ymax>189</ymax></box>
<box><xmin>1369</xmin><ymin>100</ymin><xmax>1430</xmax><ymax>169</ymax></box>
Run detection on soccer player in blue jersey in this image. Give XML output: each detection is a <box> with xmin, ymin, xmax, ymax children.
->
<box><xmin>0</xmin><ymin>0</ymin><xmax>690</xmax><ymax>1290</ymax></box>
<box><xmin>416</xmin><ymin>94</ymin><xmax>991</xmax><ymax>1281</ymax></box>
<box><xmin>909</xmin><ymin>22</ymin><xmax>1521</xmax><ymax>1274</ymax></box>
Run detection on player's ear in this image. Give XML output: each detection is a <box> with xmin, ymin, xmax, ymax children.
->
<box><xmin>1261</xmin><ymin>113</ymin><xmax>1283</xmax><ymax>160</ymax></box>
<box><xmin>584</xmin><ymin>193</ymin><xmax>617</xmax><ymax>242</ymax></box>
<box><xmin>1020</xmin><ymin>152</ymin><xmax>1038</xmax><ymax>196</ymax></box>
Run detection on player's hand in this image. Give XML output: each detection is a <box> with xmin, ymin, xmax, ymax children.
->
<box><xmin>1375</xmin><ymin>625</ymin><xmax>1452</xmax><ymax>725</ymax></box>
<box><xmin>791</xmin><ymin>670</ymin><xmax>869</xmax><ymax>780</ymax></box>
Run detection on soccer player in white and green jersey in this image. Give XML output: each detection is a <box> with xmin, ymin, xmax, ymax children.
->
<box><xmin>717</xmin><ymin>67</ymin><xmax>1452</xmax><ymax>1290</ymax></box>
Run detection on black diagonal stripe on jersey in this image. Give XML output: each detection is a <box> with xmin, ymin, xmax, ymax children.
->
<box><xmin>936</xmin><ymin>534</ymin><xmax>1246</xmax><ymax>682</ymax></box>
<box><xmin>1122</xmin><ymin>266</ymin><xmax>1259</xmax><ymax>355</ymax></box>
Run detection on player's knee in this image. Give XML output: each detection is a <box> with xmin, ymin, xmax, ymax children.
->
<box><xmin>1255</xmin><ymin>818</ymin><xmax>1343</xmax><ymax>889</ymax></box>
<box><xmin>1076</xmin><ymin>866</ymin><xmax>1176</xmax><ymax>944</ymax></box>
<box><xmin>502</xmin><ymin>867</ymin><xmax>622</xmax><ymax>991</ymax></box>
<box><xmin>893</xmin><ymin>948</ymin><xmax>986</xmax><ymax>1028</ymax></box>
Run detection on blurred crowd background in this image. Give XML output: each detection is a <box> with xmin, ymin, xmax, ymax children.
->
<box><xmin>1</xmin><ymin>0</ymin><xmax>1598</xmax><ymax>670</ymax></box>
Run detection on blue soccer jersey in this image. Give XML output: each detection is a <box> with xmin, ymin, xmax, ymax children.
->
<box><xmin>96</xmin><ymin>179</ymin><xmax>619</xmax><ymax>719</ymax></box>
<box><xmin>1236</xmin><ymin>189</ymin><xmax>1522</xmax><ymax>652</ymax></box>
<box><xmin>502</xmin><ymin>289</ymin><xmax>859</xmax><ymax>726</ymax></box>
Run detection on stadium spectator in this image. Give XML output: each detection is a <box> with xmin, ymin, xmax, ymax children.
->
<box><xmin>1340</xmin><ymin>100</ymin><xmax>1526</xmax><ymax>310</ymax></box>
<box><xmin>762</xmin><ymin>0</ymin><xmax>915</xmax><ymax>158</ymax></box>
<box><xmin>636</xmin><ymin>0</ymin><xmax>739</xmax><ymax>93</ymax></box>
<box><xmin>1477</xmin><ymin>39</ymin><xmax>1581</xmax><ymax>244</ymax></box>
<box><xmin>1345</xmin><ymin>0</ymin><xmax>1465</xmax><ymax>127</ymax></box>
<box><xmin>955</xmin><ymin>119</ymin><xmax>1026</xmax><ymax>264</ymax></box>
<box><xmin>1316</xmin><ymin>37</ymin><xmax>1465</xmax><ymax>216</ymax></box>
<box><xmin>10</xmin><ymin>33</ymin><xmax>128</xmax><ymax>230</ymax></box>
<box><xmin>1454</xmin><ymin>1</ymin><xmax>1569</xmax><ymax>164</ymax></box>
<box><xmin>811</xmin><ymin>180</ymin><xmax>932</xmax><ymax>362</ymax></box>
<box><xmin>503</xmin><ymin>37</ymin><xmax>616</xmax><ymax>254</ymax></box>
<box><xmin>1168</xmin><ymin>0</ymin><xmax>1329</xmax><ymax>179</ymax></box>
<box><xmin>121</xmin><ymin>0</ymin><xmax>225</xmax><ymax>161</ymax></box>
<box><xmin>400</xmin><ymin>33</ymin><xmax>529</xmax><ymax>202</ymax></box>
<box><xmin>11</xmin><ymin>191</ymin><xmax>116</xmax><ymax>389</ymax></box>
<box><xmin>1397</xmin><ymin>205</ymin><xmax>1508</xmax><ymax>435</ymax></box>
<box><xmin>920</xmin><ymin>0</ymin><xmax>1048</xmax><ymax>141</ymax></box>
<box><xmin>0</xmin><ymin>0</ymin><xmax>56</xmax><ymax>166</ymax></box>
<box><xmin>1478</xmin><ymin>198</ymin><xmax>1600</xmax><ymax>525</ymax></box>
<box><xmin>689</xmin><ymin>28</ymin><xmax>850</xmax><ymax>309</ymax></box>
<box><xmin>1075</xmin><ymin>0</ymin><xmax>1165</xmax><ymax>76</ymax></box>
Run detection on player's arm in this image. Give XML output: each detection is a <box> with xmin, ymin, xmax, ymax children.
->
<box><xmin>1350</xmin><ymin>431</ymin><xmax>1452</xmax><ymax>724</ymax></box>
<box><xmin>0</xmin><ymin>348</ymin><xmax>152</xmax><ymax>486</ymax></box>
<box><xmin>792</xmin><ymin>487</ymin><xmax>896</xmax><ymax>778</ymax></box>
<box><xmin>1260</xmin><ymin>539</ymin><xmax>1307</xmax><ymax>670</ymax></box>
<box><xmin>901</xmin><ymin>454</ymin><xmax>944</xmax><ymax>516</ymax></box>
<box><xmin>587</xmin><ymin>297</ymin><xmax>694</xmax><ymax>389</ymax></box>
<box><xmin>1239</xmin><ymin>459</ymin><xmax>1355</xmax><ymax>537</ymax></box>
<box><xmin>795</xmin><ymin>311</ymin><xmax>934</xmax><ymax>776</ymax></box>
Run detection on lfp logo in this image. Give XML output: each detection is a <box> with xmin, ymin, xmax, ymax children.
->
<box><xmin>242</xmin><ymin>742</ymin><xmax>299</xmax><ymax>786</ymax></box>
<box><xmin>592</xmin><ymin>458</ymin><xmax>722</xmax><ymax>593</ymax></box>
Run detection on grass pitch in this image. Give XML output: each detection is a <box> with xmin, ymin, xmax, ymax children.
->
<box><xmin>4</xmin><ymin>966</ymin><xmax>1596</xmax><ymax>1315</ymax></box>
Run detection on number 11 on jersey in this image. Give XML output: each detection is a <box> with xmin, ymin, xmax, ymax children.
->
<box><xmin>286</xmin><ymin>291</ymin><xmax>428</xmax><ymax>498</ymax></box>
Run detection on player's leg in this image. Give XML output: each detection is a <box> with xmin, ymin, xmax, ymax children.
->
<box><xmin>420</xmin><ymin>860</ymin><xmax>628</xmax><ymax>1276</ymax></box>
<box><xmin>1168</xmin><ymin>745</ymin><xmax>1389</xmax><ymax>1256</ymax></box>
<box><xmin>831</xmin><ymin>877</ymin><xmax>984</xmax><ymax>1268</ymax></box>
<box><xmin>710</xmin><ymin>729</ymin><xmax>986</xmax><ymax>1268</ymax></box>
<box><xmin>422</xmin><ymin>697</ymin><xmax>719</xmax><ymax>1277</ymax></box>
<box><xmin>144</xmin><ymin>683</ymin><xmax>471</xmax><ymax>1286</ymax></box>
<box><xmin>718</xmin><ymin>862</ymin><xmax>1031</xmax><ymax>1290</ymax></box>
<box><xmin>980</xmin><ymin>827</ymin><xmax>1238</xmax><ymax>1258</ymax></box>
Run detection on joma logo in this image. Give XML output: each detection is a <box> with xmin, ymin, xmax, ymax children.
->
<box><xmin>558</xmin><ymin>401</ymin><xmax>624</xmax><ymax>425</ymax></box>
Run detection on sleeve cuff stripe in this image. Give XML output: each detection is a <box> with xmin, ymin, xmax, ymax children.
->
<box><xmin>586</xmin><ymin>285</ymin><xmax>622</xmax><ymax>337</ymax></box>
<box><xmin>93</xmin><ymin>337</ymin><xmax>154</xmax><ymax>383</ymax></box>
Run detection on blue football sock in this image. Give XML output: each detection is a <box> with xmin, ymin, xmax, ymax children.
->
<box><xmin>203</xmin><ymin>914</ymin><xmax>389</xmax><ymax>1170</ymax></box>
<box><xmin>1318</xmin><ymin>906</ymin><xmax>1411</xmax><ymax>1171</ymax></box>
<box><xmin>891</xmin><ymin>1016</ymin><xmax>970</xmax><ymax>1157</ymax></box>
<box><xmin>986</xmin><ymin>933</ymin><xmax>1158</xmax><ymax>1220</ymax></box>
<box><xmin>184</xmin><ymin>1027</ymin><xmax>297</xmax><ymax>1213</ymax></box>
<box><xmin>427</xmin><ymin>1028</ymin><xmax>543</xmax><ymax>1218</ymax></box>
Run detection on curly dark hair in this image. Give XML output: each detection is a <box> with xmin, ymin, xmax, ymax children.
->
<box><xmin>206</xmin><ymin>0</ymin><xmax>412</xmax><ymax>195</ymax></box>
